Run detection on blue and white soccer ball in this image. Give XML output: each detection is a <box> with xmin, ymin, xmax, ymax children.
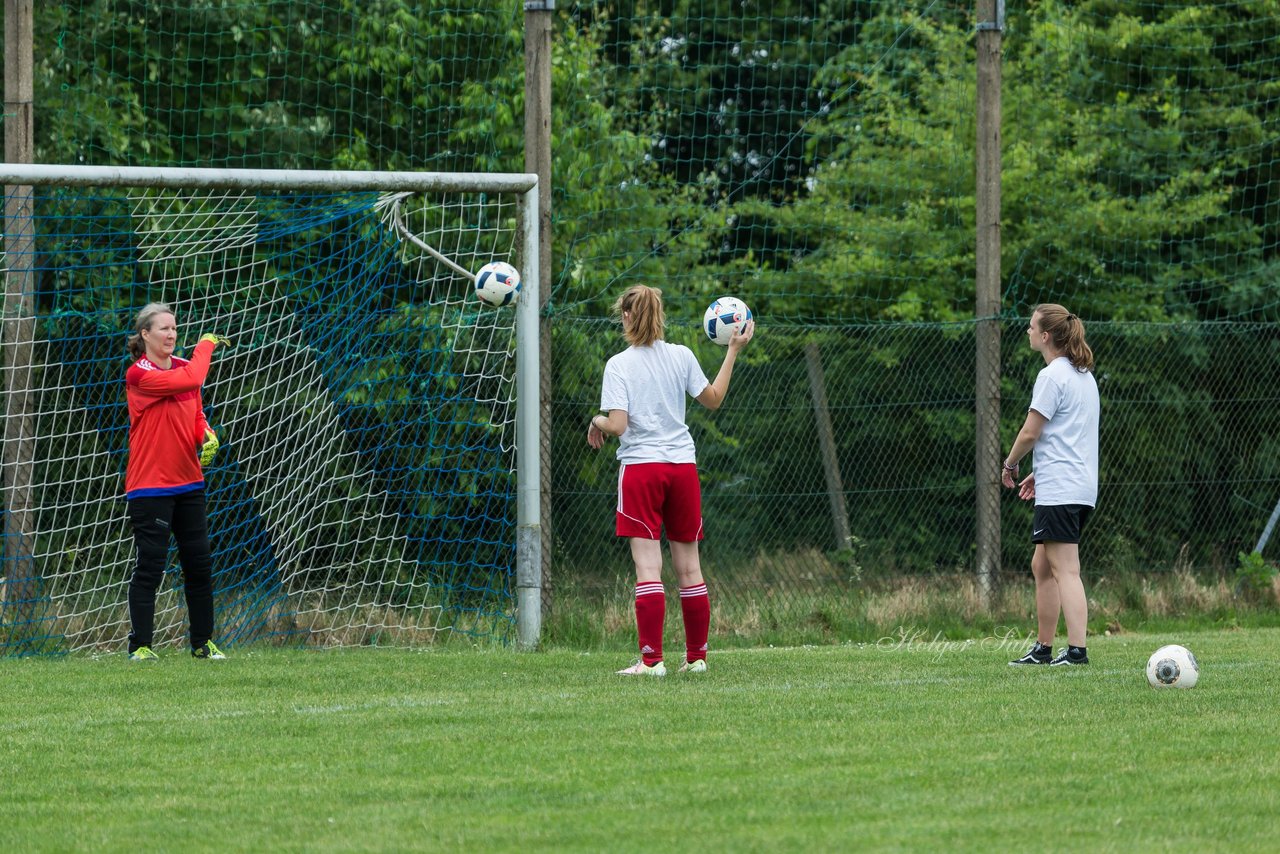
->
<box><xmin>703</xmin><ymin>296</ymin><xmax>752</xmax><ymax>346</ymax></box>
<box><xmin>474</xmin><ymin>261</ymin><xmax>521</xmax><ymax>307</ymax></box>
<box><xmin>1146</xmin><ymin>644</ymin><xmax>1199</xmax><ymax>689</ymax></box>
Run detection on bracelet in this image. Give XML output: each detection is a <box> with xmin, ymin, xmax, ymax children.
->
<box><xmin>1002</xmin><ymin>460</ymin><xmax>1019</xmax><ymax>472</ymax></box>
<box><xmin>591</xmin><ymin>415</ymin><xmax>603</xmax><ymax>431</ymax></box>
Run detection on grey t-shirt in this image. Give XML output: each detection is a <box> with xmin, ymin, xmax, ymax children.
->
<box><xmin>1029</xmin><ymin>356</ymin><xmax>1100</xmax><ymax>506</ymax></box>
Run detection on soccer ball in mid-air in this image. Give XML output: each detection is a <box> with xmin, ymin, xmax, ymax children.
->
<box><xmin>474</xmin><ymin>261</ymin><xmax>521</xmax><ymax>307</ymax></box>
<box><xmin>703</xmin><ymin>296</ymin><xmax>752</xmax><ymax>346</ymax></box>
<box><xmin>1146</xmin><ymin>644</ymin><xmax>1199</xmax><ymax>689</ymax></box>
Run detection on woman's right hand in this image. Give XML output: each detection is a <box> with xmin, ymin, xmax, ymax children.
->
<box><xmin>199</xmin><ymin>333</ymin><xmax>232</xmax><ymax>347</ymax></box>
<box><xmin>728</xmin><ymin>319</ymin><xmax>755</xmax><ymax>352</ymax></box>
<box><xmin>1018</xmin><ymin>472</ymin><xmax>1036</xmax><ymax>501</ymax></box>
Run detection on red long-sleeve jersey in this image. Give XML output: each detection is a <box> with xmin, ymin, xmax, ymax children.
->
<box><xmin>124</xmin><ymin>339</ymin><xmax>215</xmax><ymax>499</ymax></box>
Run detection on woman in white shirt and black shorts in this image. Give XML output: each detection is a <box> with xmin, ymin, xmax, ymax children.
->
<box><xmin>587</xmin><ymin>285</ymin><xmax>754</xmax><ymax>676</ymax></box>
<box><xmin>1002</xmin><ymin>304</ymin><xmax>1099</xmax><ymax>667</ymax></box>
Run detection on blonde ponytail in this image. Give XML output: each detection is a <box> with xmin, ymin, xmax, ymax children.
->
<box><xmin>613</xmin><ymin>285</ymin><xmax>665</xmax><ymax>347</ymax></box>
<box><xmin>1033</xmin><ymin>303</ymin><xmax>1094</xmax><ymax>372</ymax></box>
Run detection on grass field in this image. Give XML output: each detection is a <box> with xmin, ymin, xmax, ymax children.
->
<box><xmin>3</xmin><ymin>629</ymin><xmax>1278</xmax><ymax>852</ymax></box>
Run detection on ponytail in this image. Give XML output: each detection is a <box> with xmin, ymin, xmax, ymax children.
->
<box><xmin>127</xmin><ymin>302</ymin><xmax>173</xmax><ymax>360</ymax></box>
<box><xmin>1032</xmin><ymin>303</ymin><xmax>1094</xmax><ymax>372</ymax></box>
<box><xmin>613</xmin><ymin>285</ymin><xmax>665</xmax><ymax>347</ymax></box>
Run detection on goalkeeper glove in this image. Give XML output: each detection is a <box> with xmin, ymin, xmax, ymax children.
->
<box><xmin>198</xmin><ymin>429</ymin><xmax>220</xmax><ymax>467</ymax></box>
<box><xmin>199</xmin><ymin>333</ymin><xmax>232</xmax><ymax>347</ymax></box>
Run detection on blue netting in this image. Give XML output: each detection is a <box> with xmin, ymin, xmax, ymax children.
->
<box><xmin>1</xmin><ymin>186</ymin><xmax>520</xmax><ymax>653</ymax></box>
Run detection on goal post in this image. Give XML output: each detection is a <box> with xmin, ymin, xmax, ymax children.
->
<box><xmin>0</xmin><ymin>164</ymin><xmax>542</xmax><ymax>653</ymax></box>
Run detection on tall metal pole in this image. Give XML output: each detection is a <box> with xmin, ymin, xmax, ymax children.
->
<box><xmin>515</xmin><ymin>187</ymin><xmax>542</xmax><ymax>649</ymax></box>
<box><xmin>804</xmin><ymin>343</ymin><xmax>851</xmax><ymax>551</ymax></box>
<box><xmin>523</xmin><ymin>0</ymin><xmax>553</xmax><ymax>642</ymax></box>
<box><xmin>1255</xmin><ymin>496</ymin><xmax>1280</xmax><ymax>555</ymax></box>
<box><xmin>3</xmin><ymin>0</ymin><xmax>39</xmax><ymax>648</ymax></box>
<box><xmin>974</xmin><ymin>0</ymin><xmax>1005</xmax><ymax>607</ymax></box>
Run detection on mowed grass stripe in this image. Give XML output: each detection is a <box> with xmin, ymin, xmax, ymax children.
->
<box><xmin>2</xmin><ymin>629</ymin><xmax>1277</xmax><ymax>852</ymax></box>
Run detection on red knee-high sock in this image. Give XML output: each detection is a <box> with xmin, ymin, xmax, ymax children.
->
<box><xmin>634</xmin><ymin>582</ymin><xmax>666</xmax><ymax>666</ymax></box>
<box><xmin>680</xmin><ymin>583</ymin><xmax>710</xmax><ymax>662</ymax></box>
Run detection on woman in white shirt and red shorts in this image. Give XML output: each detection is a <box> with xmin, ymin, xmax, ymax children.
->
<box><xmin>587</xmin><ymin>285</ymin><xmax>754</xmax><ymax>676</ymax></box>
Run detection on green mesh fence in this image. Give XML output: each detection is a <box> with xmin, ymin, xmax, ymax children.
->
<box><xmin>549</xmin><ymin>1</ymin><xmax>1280</xmax><ymax>614</ymax></box>
<box><xmin>4</xmin><ymin>1</ymin><xmax>1280</xmax><ymax>650</ymax></box>
<box><xmin>24</xmin><ymin>2</ymin><xmax>522</xmax><ymax>172</ymax></box>
<box><xmin>556</xmin><ymin>319</ymin><xmax>1280</xmax><ymax>591</ymax></box>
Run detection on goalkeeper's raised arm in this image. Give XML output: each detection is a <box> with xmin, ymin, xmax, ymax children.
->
<box><xmin>121</xmin><ymin>302</ymin><xmax>231</xmax><ymax>662</ymax></box>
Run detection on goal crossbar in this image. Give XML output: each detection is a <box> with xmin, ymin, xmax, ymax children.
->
<box><xmin>0</xmin><ymin>163</ymin><xmax>538</xmax><ymax>194</ymax></box>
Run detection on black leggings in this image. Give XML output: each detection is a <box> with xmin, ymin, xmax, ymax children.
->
<box><xmin>127</xmin><ymin>490</ymin><xmax>214</xmax><ymax>651</ymax></box>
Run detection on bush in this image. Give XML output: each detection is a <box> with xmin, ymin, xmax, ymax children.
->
<box><xmin>1235</xmin><ymin>551</ymin><xmax>1279</xmax><ymax>604</ymax></box>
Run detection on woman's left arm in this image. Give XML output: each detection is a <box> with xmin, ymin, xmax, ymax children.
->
<box><xmin>1002</xmin><ymin>409</ymin><xmax>1048</xmax><ymax>487</ymax></box>
<box><xmin>587</xmin><ymin>410</ymin><xmax>628</xmax><ymax>449</ymax></box>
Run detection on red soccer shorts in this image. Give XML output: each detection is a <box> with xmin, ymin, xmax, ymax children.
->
<box><xmin>616</xmin><ymin>462</ymin><xmax>704</xmax><ymax>541</ymax></box>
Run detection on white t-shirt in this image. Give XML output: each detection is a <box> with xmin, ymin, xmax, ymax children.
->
<box><xmin>600</xmin><ymin>341</ymin><xmax>710</xmax><ymax>464</ymax></box>
<box><xmin>1029</xmin><ymin>356</ymin><xmax>1100</xmax><ymax>507</ymax></box>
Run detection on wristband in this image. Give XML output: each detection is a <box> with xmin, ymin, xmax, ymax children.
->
<box><xmin>1002</xmin><ymin>460</ymin><xmax>1019</xmax><ymax>472</ymax></box>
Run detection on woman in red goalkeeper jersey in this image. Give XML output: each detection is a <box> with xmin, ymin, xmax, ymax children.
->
<box><xmin>123</xmin><ymin>302</ymin><xmax>230</xmax><ymax>662</ymax></box>
<box><xmin>586</xmin><ymin>285</ymin><xmax>754</xmax><ymax>677</ymax></box>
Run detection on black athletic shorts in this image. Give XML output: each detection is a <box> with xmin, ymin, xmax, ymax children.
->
<box><xmin>1032</xmin><ymin>504</ymin><xmax>1093</xmax><ymax>545</ymax></box>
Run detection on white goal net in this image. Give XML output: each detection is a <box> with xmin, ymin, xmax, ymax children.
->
<box><xmin>1</xmin><ymin>166</ymin><xmax>540</xmax><ymax>655</ymax></box>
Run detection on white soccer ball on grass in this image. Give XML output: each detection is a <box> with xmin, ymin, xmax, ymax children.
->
<box><xmin>1146</xmin><ymin>644</ymin><xmax>1199</xmax><ymax>689</ymax></box>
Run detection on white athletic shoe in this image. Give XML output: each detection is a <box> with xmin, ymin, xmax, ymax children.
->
<box><xmin>616</xmin><ymin>660</ymin><xmax>666</xmax><ymax>677</ymax></box>
<box><xmin>678</xmin><ymin>659</ymin><xmax>707</xmax><ymax>674</ymax></box>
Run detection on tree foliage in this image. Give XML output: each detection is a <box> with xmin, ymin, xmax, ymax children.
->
<box><xmin>9</xmin><ymin>0</ymin><xmax>1280</xmax><ymax>579</ymax></box>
